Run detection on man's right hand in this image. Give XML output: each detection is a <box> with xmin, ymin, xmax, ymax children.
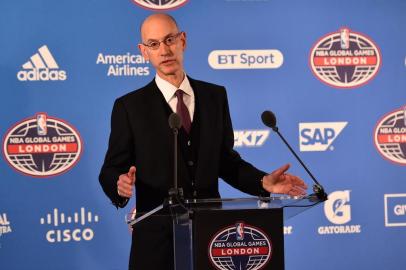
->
<box><xmin>117</xmin><ymin>166</ymin><xmax>136</xmax><ymax>198</ymax></box>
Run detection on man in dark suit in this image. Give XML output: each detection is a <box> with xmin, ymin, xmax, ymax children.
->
<box><xmin>99</xmin><ymin>13</ymin><xmax>307</xmax><ymax>270</ymax></box>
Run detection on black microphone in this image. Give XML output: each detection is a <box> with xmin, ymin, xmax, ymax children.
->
<box><xmin>168</xmin><ymin>113</ymin><xmax>183</xmax><ymax>201</ymax></box>
<box><xmin>169</xmin><ymin>112</ymin><xmax>182</xmax><ymax>130</ymax></box>
<box><xmin>261</xmin><ymin>110</ymin><xmax>328</xmax><ymax>201</ymax></box>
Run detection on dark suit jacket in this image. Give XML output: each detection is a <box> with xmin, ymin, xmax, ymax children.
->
<box><xmin>99</xmin><ymin>77</ymin><xmax>267</xmax><ymax>269</ymax></box>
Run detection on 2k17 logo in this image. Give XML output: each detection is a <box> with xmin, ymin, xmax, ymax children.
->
<box><xmin>299</xmin><ymin>122</ymin><xmax>347</xmax><ymax>151</ymax></box>
<box><xmin>234</xmin><ymin>130</ymin><xmax>269</xmax><ymax>148</ymax></box>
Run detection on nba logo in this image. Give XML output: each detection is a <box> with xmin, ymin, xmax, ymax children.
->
<box><xmin>37</xmin><ymin>113</ymin><xmax>47</xmax><ymax>135</ymax></box>
<box><xmin>235</xmin><ymin>222</ymin><xmax>245</xmax><ymax>241</ymax></box>
<box><xmin>340</xmin><ymin>28</ymin><xmax>350</xmax><ymax>49</ymax></box>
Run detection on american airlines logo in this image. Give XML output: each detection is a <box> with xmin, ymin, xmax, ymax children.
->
<box><xmin>234</xmin><ymin>130</ymin><xmax>269</xmax><ymax>147</ymax></box>
<box><xmin>96</xmin><ymin>53</ymin><xmax>150</xmax><ymax>77</ymax></box>
<box><xmin>299</xmin><ymin>122</ymin><xmax>347</xmax><ymax>152</ymax></box>
<box><xmin>40</xmin><ymin>207</ymin><xmax>99</xmax><ymax>243</ymax></box>
<box><xmin>17</xmin><ymin>45</ymin><xmax>67</xmax><ymax>81</ymax></box>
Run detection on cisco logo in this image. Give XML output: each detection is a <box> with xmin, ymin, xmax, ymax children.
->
<box><xmin>299</xmin><ymin>122</ymin><xmax>347</xmax><ymax>151</ymax></box>
<box><xmin>234</xmin><ymin>130</ymin><xmax>269</xmax><ymax>148</ymax></box>
<box><xmin>40</xmin><ymin>207</ymin><xmax>99</xmax><ymax>243</ymax></box>
<box><xmin>208</xmin><ymin>50</ymin><xmax>283</xmax><ymax>69</ymax></box>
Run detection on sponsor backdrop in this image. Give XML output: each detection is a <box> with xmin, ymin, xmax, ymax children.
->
<box><xmin>0</xmin><ymin>0</ymin><xmax>405</xmax><ymax>269</ymax></box>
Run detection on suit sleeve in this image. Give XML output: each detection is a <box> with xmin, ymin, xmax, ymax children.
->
<box><xmin>99</xmin><ymin>98</ymin><xmax>135</xmax><ymax>208</ymax></box>
<box><xmin>218</xmin><ymin>88</ymin><xmax>269</xmax><ymax>197</ymax></box>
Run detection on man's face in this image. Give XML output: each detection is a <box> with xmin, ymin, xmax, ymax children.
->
<box><xmin>138</xmin><ymin>16</ymin><xmax>186</xmax><ymax>78</ymax></box>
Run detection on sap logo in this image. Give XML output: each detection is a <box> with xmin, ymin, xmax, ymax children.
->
<box><xmin>299</xmin><ymin>122</ymin><xmax>347</xmax><ymax>151</ymax></box>
<box><xmin>234</xmin><ymin>130</ymin><xmax>269</xmax><ymax>147</ymax></box>
<box><xmin>208</xmin><ymin>50</ymin><xmax>283</xmax><ymax>69</ymax></box>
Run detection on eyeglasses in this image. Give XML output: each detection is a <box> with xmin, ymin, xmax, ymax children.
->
<box><xmin>142</xmin><ymin>32</ymin><xmax>183</xmax><ymax>50</ymax></box>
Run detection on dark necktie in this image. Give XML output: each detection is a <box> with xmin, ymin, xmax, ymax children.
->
<box><xmin>175</xmin><ymin>90</ymin><xmax>191</xmax><ymax>133</ymax></box>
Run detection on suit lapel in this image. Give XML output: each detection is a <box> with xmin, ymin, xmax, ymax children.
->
<box><xmin>144</xmin><ymin>80</ymin><xmax>173</xmax><ymax>140</ymax></box>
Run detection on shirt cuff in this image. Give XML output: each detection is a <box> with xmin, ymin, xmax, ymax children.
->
<box><xmin>259</xmin><ymin>176</ymin><xmax>271</xmax><ymax>197</ymax></box>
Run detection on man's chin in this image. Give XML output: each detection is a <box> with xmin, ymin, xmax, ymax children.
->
<box><xmin>159</xmin><ymin>66</ymin><xmax>181</xmax><ymax>76</ymax></box>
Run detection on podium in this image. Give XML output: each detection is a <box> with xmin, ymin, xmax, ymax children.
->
<box><xmin>128</xmin><ymin>194</ymin><xmax>324</xmax><ymax>270</ymax></box>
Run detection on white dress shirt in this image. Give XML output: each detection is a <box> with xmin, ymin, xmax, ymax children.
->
<box><xmin>155</xmin><ymin>73</ymin><xmax>195</xmax><ymax>121</ymax></box>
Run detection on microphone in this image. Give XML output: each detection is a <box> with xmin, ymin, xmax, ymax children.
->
<box><xmin>261</xmin><ymin>110</ymin><xmax>328</xmax><ymax>201</ymax></box>
<box><xmin>168</xmin><ymin>113</ymin><xmax>183</xmax><ymax>201</ymax></box>
<box><xmin>169</xmin><ymin>112</ymin><xmax>182</xmax><ymax>131</ymax></box>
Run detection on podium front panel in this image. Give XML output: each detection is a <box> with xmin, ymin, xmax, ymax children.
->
<box><xmin>191</xmin><ymin>208</ymin><xmax>284</xmax><ymax>270</ymax></box>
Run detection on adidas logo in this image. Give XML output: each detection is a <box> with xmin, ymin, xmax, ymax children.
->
<box><xmin>17</xmin><ymin>45</ymin><xmax>67</xmax><ymax>81</ymax></box>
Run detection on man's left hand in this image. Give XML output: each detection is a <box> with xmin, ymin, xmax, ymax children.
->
<box><xmin>262</xmin><ymin>164</ymin><xmax>307</xmax><ymax>196</ymax></box>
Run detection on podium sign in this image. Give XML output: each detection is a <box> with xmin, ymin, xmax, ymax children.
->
<box><xmin>129</xmin><ymin>195</ymin><xmax>324</xmax><ymax>270</ymax></box>
<box><xmin>191</xmin><ymin>208</ymin><xmax>283</xmax><ymax>270</ymax></box>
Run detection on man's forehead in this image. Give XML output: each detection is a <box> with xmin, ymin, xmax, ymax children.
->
<box><xmin>140</xmin><ymin>15</ymin><xmax>179</xmax><ymax>41</ymax></box>
<box><xmin>142</xmin><ymin>28</ymin><xmax>178</xmax><ymax>41</ymax></box>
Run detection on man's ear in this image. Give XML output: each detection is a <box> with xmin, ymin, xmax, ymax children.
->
<box><xmin>138</xmin><ymin>44</ymin><xmax>149</xmax><ymax>61</ymax></box>
<box><xmin>181</xmin><ymin>32</ymin><xmax>187</xmax><ymax>51</ymax></box>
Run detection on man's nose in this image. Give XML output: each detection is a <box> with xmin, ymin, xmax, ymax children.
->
<box><xmin>158</xmin><ymin>42</ymin><xmax>172</xmax><ymax>55</ymax></box>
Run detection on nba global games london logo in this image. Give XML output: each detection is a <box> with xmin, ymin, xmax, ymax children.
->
<box><xmin>310</xmin><ymin>27</ymin><xmax>381</xmax><ymax>88</ymax></box>
<box><xmin>208</xmin><ymin>222</ymin><xmax>272</xmax><ymax>270</ymax></box>
<box><xmin>2</xmin><ymin>113</ymin><xmax>82</xmax><ymax>177</ymax></box>
<box><xmin>374</xmin><ymin>106</ymin><xmax>406</xmax><ymax>165</ymax></box>
<box><xmin>131</xmin><ymin>0</ymin><xmax>188</xmax><ymax>10</ymax></box>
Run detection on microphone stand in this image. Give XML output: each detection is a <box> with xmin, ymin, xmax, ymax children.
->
<box><xmin>168</xmin><ymin>113</ymin><xmax>184</xmax><ymax>205</ymax></box>
<box><xmin>261</xmin><ymin>110</ymin><xmax>327</xmax><ymax>201</ymax></box>
<box><xmin>272</xmin><ymin>125</ymin><xmax>327</xmax><ymax>201</ymax></box>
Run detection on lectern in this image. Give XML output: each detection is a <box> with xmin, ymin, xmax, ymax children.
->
<box><xmin>128</xmin><ymin>194</ymin><xmax>323</xmax><ymax>270</ymax></box>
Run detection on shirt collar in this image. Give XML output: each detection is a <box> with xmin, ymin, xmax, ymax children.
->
<box><xmin>155</xmin><ymin>73</ymin><xmax>193</xmax><ymax>102</ymax></box>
